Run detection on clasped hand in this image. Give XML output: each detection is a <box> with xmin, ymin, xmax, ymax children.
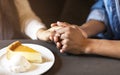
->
<box><xmin>50</xmin><ymin>22</ymin><xmax>88</xmax><ymax>54</ymax></box>
<box><xmin>36</xmin><ymin>21</ymin><xmax>88</xmax><ymax>54</ymax></box>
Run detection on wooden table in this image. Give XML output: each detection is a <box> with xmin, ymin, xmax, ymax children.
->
<box><xmin>0</xmin><ymin>40</ymin><xmax>120</xmax><ymax>75</ymax></box>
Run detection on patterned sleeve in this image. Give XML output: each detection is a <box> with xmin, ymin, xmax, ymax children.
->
<box><xmin>86</xmin><ymin>0</ymin><xmax>114</xmax><ymax>39</ymax></box>
<box><xmin>87</xmin><ymin>0</ymin><xmax>108</xmax><ymax>25</ymax></box>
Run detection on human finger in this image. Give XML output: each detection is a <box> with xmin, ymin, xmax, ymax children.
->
<box><xmin>60</xmin><ymin>44</ymin><xmax>68</xmax><ymax>53</ymax></box>
<box><xmin>57</xmin><ymin>21</ymin><xmax>70</xmax><ymax>27</ymax></box>
<box><xmin>56</xmin><ymin>42</ymin><xmax>62</xmax><ymax>49</ymax></box>
<box><xmin>60</xmin><ymin>32</ymin><xmax>70</xmax><ymax>40</ymax></box>
<box><xmin>55</xmin><ymin>27</ymin><xmax>68</xmax><ymax>35</ymax></box>
<box><xmin>49</xmin><ymin>31</ymin><xmax>56</xmax><ymax>41</ymax></box>
<box><xmin>51</xmin><ymin>23</ymin><xmax>58</xmax><ymax>27</ymax></box>
<box><xmin>61</xmin><ymin>39</ymin><xmax>69</xmax><ymax>45</ymax></box>
<box><xmin>54</xmin><ymin>33</ymin><xmax>61</xmax><ymax>43</ymax></box>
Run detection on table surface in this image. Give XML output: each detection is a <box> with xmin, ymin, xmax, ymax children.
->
<box><xmin>0</xmin><ymin>40</ymin><xmax>120</xmax><ymax>75</ymax></box>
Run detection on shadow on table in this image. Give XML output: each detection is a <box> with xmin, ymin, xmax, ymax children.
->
<box><xmin>43</xmin><ymin>53</ymin><xmax>62</xmax><ymax>75</ymax></box>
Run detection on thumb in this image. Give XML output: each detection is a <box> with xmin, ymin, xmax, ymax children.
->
<box><xmin>51</xmin><ymin>23</ymin><xmax>58</xmax><ymax>27</ymax></box>
<box><xmin>57</xmin><ymin>21</ymin><xmax>70</xmax><ymax>27</ymax></box>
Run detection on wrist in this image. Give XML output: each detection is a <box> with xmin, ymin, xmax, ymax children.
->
<box><xmin>25</xmin><ymin>19</ymin><xmax>46</xmax><ymax>40</ymax></box>
<box><xmin>78</xmin><ymin>28</ymin><xmax>88</xmax><ymax>38</ymax></box>
<box><xmin>36</xmin><ymin>28</ymin><xmax>47</xmax><ymax>33</ymax></box>
<box><xmin>36</xmin><ymin>28</ymin><xmax>47</xmax><ymax>38</ymax></box>
<box><xmin>83</xmin><ymin>39</ymin><xmax>101</xmax><ymax>54</ymax></box>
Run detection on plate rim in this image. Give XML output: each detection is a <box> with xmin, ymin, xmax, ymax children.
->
<box><xmin>0</xmin><ymin>43</ymin><xmax>55</xmax><ymax>75</ymax></box>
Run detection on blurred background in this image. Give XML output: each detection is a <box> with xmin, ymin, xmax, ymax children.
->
<box><xmin>29</xmin><ymin>0</ymin><xmax>94</xmax><ymax>27</ymax></box>
<box><xmin>0</xmin><ymin>0</ymin><xmax>94</xmax><ymax>40</ymax></box>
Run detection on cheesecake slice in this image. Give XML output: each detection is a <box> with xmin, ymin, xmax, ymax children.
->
<box><xmin>6</xmin><ymin>41</ymin><xmax>42</xmax><ymax>63</ymax></box>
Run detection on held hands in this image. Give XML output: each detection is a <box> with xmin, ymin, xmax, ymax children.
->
<box><xmin>51</xmin><ymin>22</ymin><xmax>88</xmax><ymax>54</ymax></box>
<box><xmin>36</xmin><ymin>25</ymin><xmax>62</xmax><ymax>41</ymax></box>
<box><xmin>36</xmin><ymin>21</ymin><xmax>89</xmax><ymax>55</ymax></box>
<box><xmin>36</xmin><ymin>28</ymin><xmax>53</xmax><ymax>41</ymax></box>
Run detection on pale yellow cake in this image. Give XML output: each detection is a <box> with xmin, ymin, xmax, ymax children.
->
<box><xmin>6</xmin><ymin>41</ymin><xmax>42</xmax><ymax>63</ymax></box>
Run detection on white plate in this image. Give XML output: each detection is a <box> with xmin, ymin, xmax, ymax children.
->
<box><xmin>0</xmin><ymin>43</ymin><xmax>55</xmax><ymax>75</ymax></box>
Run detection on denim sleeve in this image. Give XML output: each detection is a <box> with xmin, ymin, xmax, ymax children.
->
<box><xmin>87</xmin><ymin>0</ymin><xmax>108</xmax><ymax>25</ymax></box>
<box><xmin>87</xmin><ymin>0</ymin><xmax>113</xmax><ymax>39</ymax></box>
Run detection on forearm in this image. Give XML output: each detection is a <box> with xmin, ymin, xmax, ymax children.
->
<box><xmin>80</xmin><ymin>20</ymin><xmax>106</xmax><ymax>37</ymax></box>
<box><xmin>14</xmin><ymin>0</ymin><xmax>46</xmax><ymax>39</ymax></box>
<box><xmin>85</xmin><ymin>39</ymin><xmax>120</xmax><ymax>58</ymax></box>
<box><xmin>14</xmin><ymin>0</ymin><xmax>38</xmax><ymax>21</ymax></box>
<box><xmin>14</xmin><ymin>0</ymin><xmax>44</xmax><ymax>29</ymax></box>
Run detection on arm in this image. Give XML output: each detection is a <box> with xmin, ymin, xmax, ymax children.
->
<box><xmin>54</xmin><ymin>22</ymin><xmax>120</xmax><ymax>58</ymax></box>
<box><xmin>13</xmin><ymin>0</ymin><xmax>46</xmax><ymax>39</ymax></box>
<box><xmin>80</xmin><ymin>20</ymin><xmax>106</xmax><ymax>38</ymax></box>
<box><xmin>80</xmin><ymin>0</ymin><xmax>108</xmax><ymax>38</ymax></box>
<box><xmin>84</xmin><ymin>39</ymin><xmax>120</xmax><ymax>58</ymax></box>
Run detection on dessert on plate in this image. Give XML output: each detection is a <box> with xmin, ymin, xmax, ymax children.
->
<box><xmin>3</xmin><ymin>41</ymin><xmax>43</xmax><ymax>73</ymax></box>
<box><xmin>6</xmin><ymin>41</ymin><xmax>42</xmax><ymax>63</ymax></box>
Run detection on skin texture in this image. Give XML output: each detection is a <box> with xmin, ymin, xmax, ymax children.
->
<box><xmin>51</xmin><ymin>21</ymin><xmax>120</xmax><ymax>59</ymax></box>
<box><xmin>14</xmin><ymin>0</ymin><xmax>56</xmax><ymax>41</ymax></box>
<box><xmin>51</xmin><ymin>22</ymin><xmax>87</xmax><ymax>53</ymax></box>
<box><xmin>36</xmin><ymin>26</ymin><xmax>62</xmax><ymax>41</ymax></box>
<box><xmin>14</xmin><ymin>0</ymin><xmax>120</xmax><ymax>59</ymax></box>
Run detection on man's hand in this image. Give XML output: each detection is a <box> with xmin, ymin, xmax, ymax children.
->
<box><xmin>53</xmin><ymin>22</ymin><xmax>88</xmax><ymax>54</ymax></box>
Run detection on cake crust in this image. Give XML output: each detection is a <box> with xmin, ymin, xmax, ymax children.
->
<box><xmin>6</xmin><ymin>41</ymin><xmax>42</xmax><ymax>63</ymax></box>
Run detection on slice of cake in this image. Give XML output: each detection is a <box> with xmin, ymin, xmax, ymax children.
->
<box><xmin>6</xmin><ymin>41</ymin><xmax>42</xmax><ymax>63</ymax></box>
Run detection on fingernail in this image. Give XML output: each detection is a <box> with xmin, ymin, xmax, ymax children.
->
<box><xmin>57</xmin><ymin>21</ymin><xmax>61</xmax><ymax>24</ymax></box>
<box><xmin>60</xmin><ymin>49</ymin><xmax>63</xmax><ymax>53</ymax></box>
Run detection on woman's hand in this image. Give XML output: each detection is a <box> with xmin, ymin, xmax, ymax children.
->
<box><xmin>36</xmin><ymin>26</ymin><xmax>62</xmax><ymax>41</ymax></box>
<box><xmin>36</xmin><ymin>28</ymin><xmax>54</xmax><ymax>41</ymax></box>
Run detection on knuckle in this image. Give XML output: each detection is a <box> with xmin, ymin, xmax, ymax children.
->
<box><xmin>66</xmin><ymin>26</ymin><xmax>72</xmax><ymax>31</ymax></box>
<box><xmin>63</xmin><ymin>44</ymin><xmax>68</xmax><ymax>49</ymax></box>
<box><xmin>64</xmin><ymin>39</ymin><xmax>69</xmax><ymax>44</ymax></box>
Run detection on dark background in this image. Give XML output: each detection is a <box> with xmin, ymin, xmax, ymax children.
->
<box><xmin>0</xmin><ymin>0</ymin><xmax>94</xmax><ymax>39</ymax></box>
<box><xmin>29</xmin><ymin>0</ymin><xmax>94</xmax><ymax>28</ymax></box>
